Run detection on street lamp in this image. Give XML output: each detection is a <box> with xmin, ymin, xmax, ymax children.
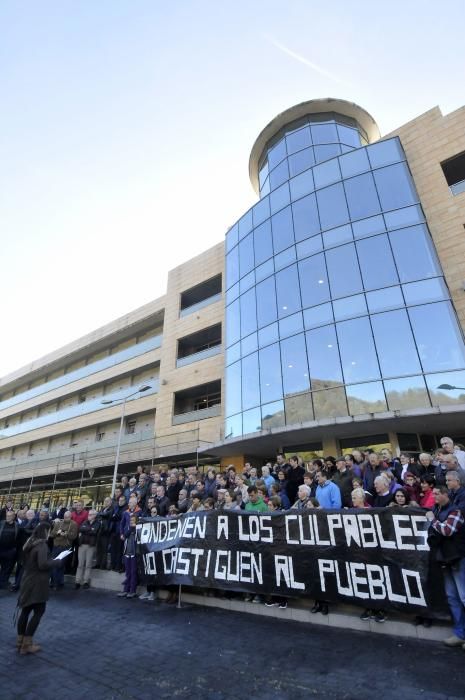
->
<box><xmin>101</xmin><ymin>384</ymin><xmax>152</xmax><ymax>497</ymax></box>
<box><xmin>437</xmin><ymin>384</ymin><xmax>465</xmax><ymax>391</ymax></box>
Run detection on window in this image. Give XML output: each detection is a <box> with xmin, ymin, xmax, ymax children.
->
<box><xmin>269</xmin><ymin>159</ymin><xmax>289</xmax><ymax>190</ymax></box>
<box><xmin>298</xmin><ymin>253</ymin><xmax>330</xmax><ymax>308</ymax></box>
<box><xmin>225</xmin><ymin>299</ymin><xmax>240</xmax><ymax>347</ymax></box>
<box><xmin>389</xmin><ymin>224</ymin><xmax>440</xmax><ymax>283</ymax></box>
<box><xmin>242</xmin><ymin>352</ymin><xmax>260</xmax><ymax>410</ymax></box>
<box><xmin>271</xmin><ymin>206</ymin><xmax>294</xmax><ymax>254</ymax></box>
<box><xmin>267</xmin><ymin>138</ymin><xmax>287</xmax><ymax>169</ymax></box>
<box><xmin>325</xmin><ymin>243</ymin><xmax>363</xmax><ymax>298</ymax></box>
<box><xmin>275</xmin><ymin>264</ymin><xmax>302</xmax><ymax>318</ymax></box>
<box><xmin>441</xmin><ymin>151</ymin><xmax>465</xmax><ymax>195</ymax></box>
<box><xmin>126</xmin><ymin>420</ymin><xmax>136</xmax><ymax>435</ymax></box>
<box><xmin>373</xmin><ymin>162</ymin><xmax>418</xmax><ymax>211</ymax></box>
<box><xmin>370</xmin><ymin>309</ymin><xmax>421</xmax><ymax>377</ymax></box>
<box><xmin>259</xmin><ymin>343</ymin><xmax>283</xmax><ymax>403</ymax></box>
<box><xmin>253</xmin><ymin>218</ymin><xmax>272</xmax><ymax>264</ymax></box>
<box><xmin>356</xmin><ymin>234</ymin><xmax>398</xmax><ymax>290</ymax></box>
<box><xmin>96</xmin><ymin>432</ymin><xmax>105</xmax><ymax>442</ymax></box>
<box><xmin>240</xmin><ymin>288</ymin><xmax>257</xmax><ymax>338</ymax></box>
<box><xmin>286</xmin><ymin>126</ymin><xmax>312</xmax><ymax>154</ymax></box>
<box><xmin>256</xmin><ymin>277</ymin><xmax>277</xmax><ymax>328</ymax></box>
<box><xmin>238</xmin><ymin>233</ymin><xmax>254</xmax><ymax>277</ymax></box>
<box><xmin>408</xmin><ymin>301</ymin><xmax>465</xmax><ymax>372</ymax></box>
<box><xmin>288</xmin><ymin>148</ymin><xmax>315</xmax><ymax>178</ymax></box>
<box><xmin>336</xmin><ymin>316</ymin><xmax>381</xmax><ymax>383</ymax></box>
<box><xmin>344</xmin><ymin>172</ymin><xmax>381</xmax><ymax>220</ymax></box>
<box><xmin>292</xmin><ymin>193</ymin><xmax>320</xmax><ymax>242</ymax></box>
<box><xmin>280</xmin><ymin>335</ymin><xmax>310</xmax><ymax>396</ymax></box>
<box><xmin>306</xmin><ymin>325</ymin><xmax>343</xmax><ymax>390</ymax></box>
<box><xmin>225</xmin><ymin>364</ymin><xmax>241</xmax><ymax>417</ymax></box>
<box><xmin>316</xmin><ymin>182</ymin><xmax>349</xmax><ymax>231</ymax></box>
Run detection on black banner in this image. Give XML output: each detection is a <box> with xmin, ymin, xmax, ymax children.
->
<box><xmin>136</xmin><ymin>508</ymin><xmax>444</xmax><ymax>612</ymax></box>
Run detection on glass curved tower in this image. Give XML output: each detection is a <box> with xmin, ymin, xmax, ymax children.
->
<box><xmin>224</xmin><ymin>98</ymin><xmax>465</xmax><ymax>440</ymax></box>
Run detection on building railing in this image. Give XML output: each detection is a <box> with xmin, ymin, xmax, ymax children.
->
<box><xmin>0</xmin><ymin>426</ymin><xmax>218</xmax><ymax>493</ymax></box>
<box><xmin>0</xmin><ymin>334</ymin><xmax>162</xmax><ymax>413</ymax></box>
<box><xmin>0</xmin><ymin>382</ymin><xmax>159</xmax><ymax>439</ymax></box>
<box><xmin>450</xmin><ymin>179</ymin><xmax>465</xmax><ymax>196</ymax></box>
<box><xmin>176</xmin><ymin>345</ymin><xmax>222</xmax><ymax>368</ymax></box>
<box><xmin>179</xmin><ymin>293</ymin><xmax>222</xmax><ymax>318</ymax></box>
<box><xmin>172</xmin><ymin>404</ymin><xmax>221</xmax><ymax>426</ymax></box>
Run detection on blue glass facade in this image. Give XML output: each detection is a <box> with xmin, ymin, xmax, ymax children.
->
<box><xmin>224</xmin><ymin>114</ymin><xmax>465</xmax><ymax>439</ymax></box>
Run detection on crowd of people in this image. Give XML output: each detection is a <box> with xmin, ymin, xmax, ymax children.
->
<box><xmin>1</xmin><ymin>435</ymin><xmax>465</xmax><ymax>652</ymax></box>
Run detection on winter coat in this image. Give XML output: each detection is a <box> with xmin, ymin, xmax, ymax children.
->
<box><xmin>18</xmin><ymin>538</ymin><xmax>60</xmax><ymax>608</ymax></box>
<box><xmin>78</xmin><ymin>518</ymin><xmax>100</xmax><ymax>546</ymax></box>
<box><xmin>51</xmin><ymin>519</ymin><xmax>78</xmax><ymax>548</ymax></box>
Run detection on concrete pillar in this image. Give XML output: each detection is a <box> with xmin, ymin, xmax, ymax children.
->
<box><xmin>388</xmin><ymin>432</ymin><xmax>400</xmax><ymax>457</ymax></box>
<box><xmin>322</xmin><ymin>436</ymin><xmax>339</xmax><ymax>456</ymax></box>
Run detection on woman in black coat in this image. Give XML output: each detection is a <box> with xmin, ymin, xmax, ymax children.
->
<box><xmin>17</xmin><ymin>522</ymin><xmax>61</xmax><ymax>655</ymax></box>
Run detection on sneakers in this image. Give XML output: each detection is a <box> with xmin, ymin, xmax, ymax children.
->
<box><xmin>244</xmin><ymin>594</ymin><xmax>253</xmax><ymax>602</ymax></box>
<box><xmin>252</xmin><ymin>595</ymin><xmax>262</xmax><ymax>603</ymax></box>
<box><xmin>147</xmin><ymin>592</ymin><xmax>155</xmax><ymax>601</ymax></box>
<box><xmin>74</xmin><ymin>583</ymin><xmax>81</xmax><ymax>590</ymax></box>
<box><xmin>360</xmin><ymin>609</ymin><xmax>372</xmax><ymax>621</ymax></box>
<box><xmin>444</xmin><ymin>635</ymin><xmax>465</xmax><ymax>647</ymax></box>
<box><xmin>139</xmin><ymin>591</ymin><xmax>151</xmax><ymax>600</ymax></box>
<box><xmin>311</xmin><ymin>602</ymin><xmax>321</xmax><ymax>614</ymax></box>
<box><xmin>278</xmin><ymin>601</ymin><xmax>287</xmax><ymax>609</ymax></box>
<box><xmin>265</xmin><ymin>601</ymin><xmax>279</xmax><ymax>607</ymax></box>
<box><xmin>374</xmin><ymin>611</ymin><xmax>386</xmax><ymax>623</ymax></box>
<box><xmin>126</xmin><ymin>592</ymin><xmax>137</xmax><ymax>599</ymax></box>
<box><xmin>320</xmin><ymin>603</ymin><xmax>329</xmax><ymax>616</ymax></box>
<box><xmin>117</xmin><ymin>592</ymin><xmax>127</xmax><ymax>598</ymax></box>
<box><xmin>82</xmin><ymin>582</ymin><xmax>90</xmax><ymax>590</ymax></box>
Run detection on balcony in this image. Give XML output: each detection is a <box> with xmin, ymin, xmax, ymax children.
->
<box><xmin>0</xmin><ymin>382</ymin><xmax>159</xmax><ymax>440</ymax></box>
<box><xmin>0</xmin><ymin>334</ymin><xmax>162</xmax><ymax>413</ymax></box>
<box><xmin>176</xmin><ymin>324</ymin><xmax>222</xmax><ymax>368</ymax></box>
<box><xmin>179</xmin><ymin>275</ymin><xmax>222</xmax><ymax>318</ymax></box>
<box><xmin>172</xmin><ymin>380</ymin><xmax>221</xmax><ymax>425</ymax></box>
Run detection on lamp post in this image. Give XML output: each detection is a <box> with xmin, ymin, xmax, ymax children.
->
<box><xmin>101</xmin><ymin>384</ymin><xmax>152</xmax><ymax>497</ymax></box>
<box><xmin>437</xmin><ymin>384</ymin><xmax>465</xmax><ymax>391</ymax></box>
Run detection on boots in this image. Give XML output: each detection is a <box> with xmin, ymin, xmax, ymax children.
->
<box><xmin>19</xmin><ymin>636</ymin><xmax>42</xmax><ymax>655</ymax></box>
<box><xmin>16</xmin><ymin>635</ymin><xmax>24</xmax><ymax>652</ymax></box>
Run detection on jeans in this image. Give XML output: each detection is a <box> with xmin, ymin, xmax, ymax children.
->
<box><xmin>443</xmin><ymin>558</ymin><xmax>465</xmax><ymax>639</ymax></box>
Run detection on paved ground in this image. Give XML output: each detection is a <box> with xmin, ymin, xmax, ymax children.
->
<box><xmin>0</xmin><ymin>587</ymin><xmax>464</xmax><ymax>700</ymax></box>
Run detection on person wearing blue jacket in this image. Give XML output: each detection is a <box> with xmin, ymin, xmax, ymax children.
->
<box><xmin>315</xmin><ymin>471</ymin><xmax>342</xmax><ymax>510</ymax></box>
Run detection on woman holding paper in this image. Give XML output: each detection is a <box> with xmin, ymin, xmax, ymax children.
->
<box><xmin>16</xmin><ymin>522</ymin><xmax>63</xmax><ymax>655</ymax></box>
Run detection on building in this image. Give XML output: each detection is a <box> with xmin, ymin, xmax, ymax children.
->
<box><xmin>2</xmin><ymin>97</ymin><xmax>465</xmax><ymax>505</ymax></box>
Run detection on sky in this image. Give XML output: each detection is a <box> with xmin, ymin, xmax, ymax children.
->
<box><xmin>1</xmin><ymin>0</ymin><xmax>464</xmax><ymax>378</ymax></box>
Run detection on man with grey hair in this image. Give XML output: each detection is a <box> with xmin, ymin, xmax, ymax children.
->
<box><xmin>292</xmin><ymin>484</ymin><xmax>311</xmax><ymax>510</ymax></box>
<box><xmin>447</xmin><ymin>471</ymin><xmax>465</xmax><ymax>513</ymax></box>
<box><xmin>373</xmin><ymin>474</ymin><xmax>393</xmax><ymax>508</ymax></box>
<box><xmin>437</xmin><ymin>453</ymin><xmax>465</xmax><ymax>486</ymax></box>
<box><xmin>440</xmin><ymin>436</ymin><xmax>465</xmax><ymax>470</ymax></box>
<box><xmin>75</xmin><ymin>509</ymin><xmax>100</xmax><ymax>590</ymax></box>
<box><xmin>260</xmin><ymin>465</ymin><xmax>275</xmax><ymax>496</ymax></box>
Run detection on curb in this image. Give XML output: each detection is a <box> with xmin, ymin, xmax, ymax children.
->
<box><xmin>68</xmin><ymin>570</ymin><xmax>452</xmax><ymax>644</ymax></box>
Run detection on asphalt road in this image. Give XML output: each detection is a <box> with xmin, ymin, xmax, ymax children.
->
<box><xmin>0</xmin><ymin>587</ymin><xmax>463</xmax><ymax>700</ymax></box>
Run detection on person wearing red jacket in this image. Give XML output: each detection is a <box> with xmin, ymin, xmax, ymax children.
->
<box><xmin>419</xmin><ymin>475</ymin><xmax>436</xmax><ymax>509</ymax></box>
